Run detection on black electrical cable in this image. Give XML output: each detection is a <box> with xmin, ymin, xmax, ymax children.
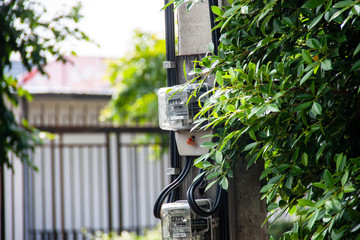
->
<box><xmin>208</xmin><ymin>0</ymin><xmax>220</xmax><ymax>55</ymax></box>
<box><xmin>167</xmin><ymin>132</ymin><xmax>180</xmax><ymax>203</ymax></box>
<box><xmin>164</xmin><ymin>0</ymin><xmax>179</xmax><ymax>204</ymax></box>
<box><xmin>186</xmin><ymin>169</ymin><xmax>223</xmax><ymax>217</ymax></box>
<box><xmin>164</xmin><ymin>0</ymin><xmax>176</xmax><ymax>86</ymax></box>
<box><xmin>153</xmin><ymin>156</ymin><xmax>193</xmax><ymax>219</ymax></box>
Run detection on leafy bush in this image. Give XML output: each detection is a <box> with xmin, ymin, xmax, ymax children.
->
<box><xmin>0</xmin><ymin>0</ymin><xmax>89</xmax><ymax>168</ymax></box>
<box><xmin>170</xmin><ymin>0</ymin><xmax>360</xmax><ymax>239</ymax></box>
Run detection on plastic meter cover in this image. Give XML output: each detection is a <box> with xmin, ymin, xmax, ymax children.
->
<box><xmin>161</xmin><ymin>201</ymin><xmax>192</xmax><ymax>239</ymax></box>
<box><xmin>158</xmin><ymin>83</ymin><xmax>210</xmax><ymax>131</ymax></box>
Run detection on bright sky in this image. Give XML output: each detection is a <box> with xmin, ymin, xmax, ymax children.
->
<box><xmin>36</xmin><ymin>0</ymin><xmax>166</xmax><ymax>58</ymax></box>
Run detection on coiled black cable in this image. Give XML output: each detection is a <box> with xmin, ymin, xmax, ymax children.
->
<box><xmin>153</xmin><ymin>156</ymin><xmax>193</xmax><ymax>219</ymax></box>
<box><xmin>186</xmin><ymin>169</ymin><xmax>223</xmax><ymax>217</ymax></box>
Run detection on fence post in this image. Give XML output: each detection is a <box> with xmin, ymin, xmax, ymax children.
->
<box><xmin>21</xmin><ymin>96</ymin><xmax>30</xmax><ymax>240</ymax></box>
<box><xmin>116</xmin><ymin>133</ymin><xmax>123</xmax><ymax>233</ymax></box>
<box><xmin>0</xmin><ymin>164</ymin><xmax>4</xmax><ymax>240</ymax></box>
<box><xmin>106</xmin><ymin>133</ymin><xmax>113</xmax><ymax>232</ymax></box>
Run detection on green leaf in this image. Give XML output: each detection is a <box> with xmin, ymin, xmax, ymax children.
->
<box><xmin>344</xmin><ymin>186</ymin><xmax>356</xmax><ymax>193</ymax></box>
<box><xmin>341</xmin><ymin>170</ymin><xmax>349</xmax><ymax>186</ymax></box>
<box><xmin>333</xmin><ymin>0</ymin><xmax>354</xmax><ymax>8</ymax></box>
<box><xmin>321</xmin><ymin>59</ymin><xmax>332</xmax><ymax>71</ymax></box>
<box><xmin>311</xmin><ymin>102</ymin><xmax>322</xmax><ymax>115</ymax></box>
<box><xmin>300</xmin><ymin>69</ymin><xmax>314</xmax><ymax>85</ymax></box>
<box><xmin>215</xmin><ymin>71</ymin><xmax>224</xmax><ymax>86</ymax></box>
<box><xmin>286</xmin><ymin>175</ymin><xmax>294</xmax><ymax>189</ymax></box>
<box><xmin>308</xmin><ymin>13</ymin><xmax>324</xmax><ymax>29</ymax></box>
<box><xmin>246</xmin><ymin>152</ymin><xmax>258</xmax><ymax>169</ymax></box>
<box><xmin>268</xmin><ymin>202</ymin><xmax>278</xmax><ymax>211</ymax></box>
<box><xmin>215</xmin><ymin>151</ymin><xmax>223</xmax><ymax>163</ymax></box>
<box><xmin>354</xmin><ymin>42</ymin><xmax>360</xmax><ymax>56</ymax></box>
<box><xmin>243</xmin><ymin>142</ymin><xmax>258</xmax><ymax>151</ymax></box>
<box><xmin>308</xmin><ymin>210</ymin><xmax>319</xmax><ymax>230</ymax></box>
<box><xmin>193</xmin><ymin>172</ymin><xmax>206</xmax><ymax>183</ymax></box>
<box><xmin>336</xmin><ymin>154</ymin><xmax>347</xmax><ymax>171</ymax></box>
<box><xmin>205</xmin><ymin>180</ymin><xmax>218</xmax><ymax>192</ymax></box>
<box><xmin>221</xmin><ymin>177</ymin><xmax>229</xmax><ymax>190</ymax></box>
<box><xmin>306</xmin><ymin>38</ymin><xmax>321</xmax><ymax>49</ymax></box>
<box><xmin>351</xmin><ymin>60</ymin><xmax>360</xmax><ymax>71</ymax></box>
<box><xmin>302</xmin><ymin>152</ymin><xmax>309</xmax><ymax>166</ymax></box>
<box><xmin>267</xmin><ymin>104</ymin><xmax>280</xmax><ymax>113</ymax></box>
<box><xmin>211</xmin><ymin>6</ymin><xmax>223</xmax><ymax>16</ymax></box>
<box><xmin>303</xmin><ymin>0</ymin><xmax>324</xmax><ymax>9</ymax></box>
<box><xmin>289</xmin><ymin>205</ymin><xmax>297</xmax><ymax>215</ymax></box>
<box><xmin>291</xmin><ymin>166</ymin><xmax>303</xmax><ymax>176</ymax></box>
<box><xmin>353</xmin><ymin>224</ymin><xmax>360</xmax><ymax>233</ymax></box>
<box><xmin>302</xmin><ymin>49</ymin><xmax>313</xmax><ymax>64</ymax></box>
<box><xmin>332</xmin><ymin>199</ymin><xmax>342</xmax><ymax>212</ymax></box>
<box><xmin>313</xmin><ymin>182</ymin><xmax>327</xmax><ymax>189</ymax></box>
<box><xmin>324</xmin><ymin>170</ymin><xmax>335</xmax><ymax>188</ymax></box>
<box><xmin>277</xmin><ymin>163</ymin><xmax>291</xmax><ymax>171</ymax></box>
<box><xmin>268</xmin><ymin>175</ymin><xmax>283</xmax><ymax>185</ymax></box>
<box><xmin>316</xmin><ymin>144</ymin><xmax>326</xmax><ymax>161</ymax></box>
<box><xmin>208</xmin><ymin>42</ymin><xmax>214</xmax><ymax>53</ymax></box>
<box><xmin>227</xmin><ymin>105</ymin><xmax>236</xmax><ymax>112</ymax></box>
<box><xmin>202</xmin><ymin>161</ymin><xmax>213</xmax><ymax>168</ymax></box>
<box><xmin>282</xmin><ymin>17</ymin><xmax>293</xmax><ymax>26</ymax></box>
<box><xmin>352</xmin><ymin>5</ymin><xmax>360</xmax><ymax>15</ymax></box>
<box><xmin>206</xmin><ymin>171</ymin><xmax>221</xmax><ymax>180</ymax></box>
<box><xmin>223</xmin><ymin>5</ymin><xmax>241</xmax><ymax>18</ymax></box>
<box><xmin>201</xmin><ymin>141</ymin><xmax>216</xmax><ymax>148</ymax></box>
<box><xmin>329</xmin><ymin>8</ymin><xmax>349</xmax><ymax>22</ymax></box>
<box><xmin>312</xmin><ymin>225</ymin><xmax>326</xmax><ymax>240</ymax></box>
<box><xmin>298</xmin><ymin>199</ymin><xmax>316</xmax><ymax>207</ymax></box>
<box><xmin>293</xmin><ymin>102</ymin><xmax>312</xmax><ymax>112</ymax></box>
<box><xmin>183</xmin><ymin>60</ymin><xmax>188</xmax><ymax>80</ymax></box>
<box><xmin>260</xmin><ymin>183</ymin><xmax>274</xmax><ymax>193</ymax></box>
<box><xmin>260</xmin><ymin>168</ymin><xmax>272</xmax><ymax>180</ymax></box>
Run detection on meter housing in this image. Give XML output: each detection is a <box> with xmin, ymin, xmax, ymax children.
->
<box><xmin>158</xmin><ymin>83</ymin><xmax>210</xmax><ymax>131</ymax></box>
<box><xmin>161</xmin><ymin>199</ymin><xmax>214</xmax><ymax>240</ymax></box>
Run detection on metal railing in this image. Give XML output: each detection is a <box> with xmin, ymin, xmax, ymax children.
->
<box><xmin>3</xmin><ymin>130</ymin><xmax>169</xmax><ymax>240</ymax></box>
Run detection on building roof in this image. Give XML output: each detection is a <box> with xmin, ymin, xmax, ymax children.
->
<box><xmin>17</xmin><ymin>56</ymin><xmax>114</xmax><ymax>96</ymax></box>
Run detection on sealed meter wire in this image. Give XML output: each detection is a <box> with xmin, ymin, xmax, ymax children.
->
<box><xmin>158</xmin><ymin>83</ymin><xmax>210</xmax><ymax>131</ymax></box>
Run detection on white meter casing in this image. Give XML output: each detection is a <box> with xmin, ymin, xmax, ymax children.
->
<box><xmin>161</xmin><ymin>199</ymin><xmax>214</xmax><ymax>240</ymax></box>
<box><xmin>158</xmin><ymin>83</ymin><xmax>210</xmax><ymax>131</ymax></box>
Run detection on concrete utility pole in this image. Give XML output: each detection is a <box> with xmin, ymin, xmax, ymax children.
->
<box><xmin>175</xmin><ymin>1</ymin><xmax>269</xmax><ymax>239</ymax></box>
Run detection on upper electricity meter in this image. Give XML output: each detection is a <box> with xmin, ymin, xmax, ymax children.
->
<box><xmin>158</xmin><ymin>83</ymin><xmax>210</xmax><ymax>131</ymax></box>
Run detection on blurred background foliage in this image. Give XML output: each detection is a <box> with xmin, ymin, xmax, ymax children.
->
<box><xmin>101</xmin><ymin>31</ymin><xmax>166</xmax><ymax>126</ymax></box>
<box><xmin>0</xmin><ymin>0</ymin><xmax>89</xmax><ymax>169</ymax></box>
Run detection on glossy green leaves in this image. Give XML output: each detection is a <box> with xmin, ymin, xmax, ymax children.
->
<box><xmin>179</xmin><ymin>0</ymin><xmax>360</xmax><ymax>238</ymax></box>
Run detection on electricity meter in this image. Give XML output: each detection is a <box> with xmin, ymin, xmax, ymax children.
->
<box><xmin>158</xmin><ymin>83</ymin><xmax>210</xmax><ymax>131</ymax></box>
<box><xmin>161</xmin><ymin>199</ymin><xmax>214</xmax><ymax>240</ymax></box>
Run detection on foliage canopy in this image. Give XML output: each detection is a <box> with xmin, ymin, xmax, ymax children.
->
<box><xmin>0</xmin><ymin>0</ymin><xmax>88</xmax><ymax>169</ymax></box>
<box><xmin>171</xmin><ymin>0</ymin><xmax>360</xmax><ymax>239</ymax></box>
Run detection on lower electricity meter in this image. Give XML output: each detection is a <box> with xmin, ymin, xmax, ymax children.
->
<box><xmin>158</xmin><ymin>83</ymin><xmax>210</xmax><ymax>131</ymax></box>
<box><xmin>161</xmin><ymin>199</ymin><xmax>214</xmax><ymax>240</ymax></box>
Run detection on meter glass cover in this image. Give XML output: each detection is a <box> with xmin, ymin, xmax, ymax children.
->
<box><xmin>161</xmin><ymin>200</ymin><xmax>212</xmax><ymax>240</ymax></box>
<box><xmin>158</xmin><ymin>83</ymin><xmax>209</xmax><ymax>131</ymax></box>
<box><xmin>161</xmin><ymin>202</ymin><xmax>192</xmax><ymax>239</ymax></box>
